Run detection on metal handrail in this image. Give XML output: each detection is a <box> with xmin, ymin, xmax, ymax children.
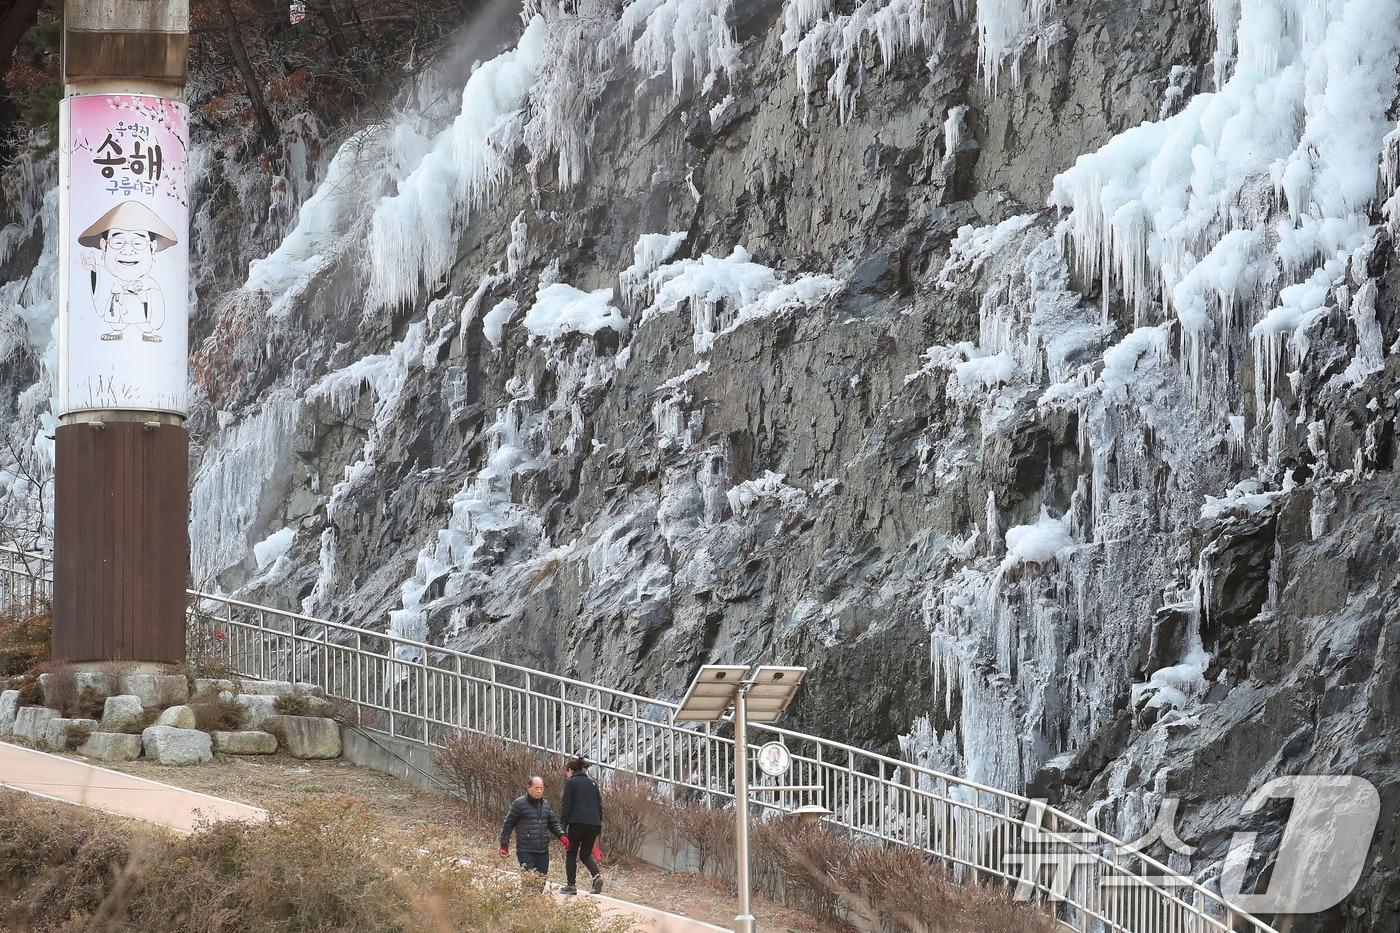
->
<box><xmin>0</xmin><ymin>545</ymin><xmax>1277</xmax><ymax>933</ymax></box>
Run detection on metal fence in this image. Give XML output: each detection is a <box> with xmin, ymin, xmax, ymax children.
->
<box><xmin>0</xmin><ymin>546</ymin><xmax>1276</xmax><ymax>933</ymax></box>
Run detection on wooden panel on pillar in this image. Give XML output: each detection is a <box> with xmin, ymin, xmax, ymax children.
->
<box><xmin>53</xmin><ymin>421</ymin><xmax>188</xmax><ymax>665</ymax></box>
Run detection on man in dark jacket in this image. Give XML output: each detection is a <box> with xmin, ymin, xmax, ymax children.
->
<box><xmin>499</xmin><ymin>775</ymin><xmax>565</xmax><ymax>883</ymax></box>
<box><xmin>559</xmin><ymin>755</ymin><xmax>605</xmax><ymax>895</ymax></box>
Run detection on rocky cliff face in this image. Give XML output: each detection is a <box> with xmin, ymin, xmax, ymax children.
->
<box><xmin>3</xmin><ymin>0</ymin><xmax>1399</xmax><ymax>928</ymax></box>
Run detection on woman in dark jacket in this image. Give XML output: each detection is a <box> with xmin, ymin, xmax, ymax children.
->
<box><xmin>559</xmin><ymin>755</ymin><xmax>604</xmax><ymax>894</ymax></box>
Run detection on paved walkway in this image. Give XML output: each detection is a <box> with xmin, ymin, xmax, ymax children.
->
<box><xmin>0</xmin><ymin>740</ymin><xmax>727</xmax><ymax>931</ymax></box>
<box><xmin>0</xmin><ymin>740</ymin><xmax>266</xmax><ymax>832</ymax></box>
<box><xmin>553</xmin><ymin>887</ymin><xmax>730</xmax><ymax>932</ymax></box>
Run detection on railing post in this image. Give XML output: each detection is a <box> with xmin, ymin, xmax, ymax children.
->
<box><xmin>847</xmin><ymin>750</ymin><xmax>856</xmax><ymax>828</ymax></box>
<box><xmin>559</xmin><ymin>679</ymin><xmax>569</xmax><ymax>754</ymax></box>
<box><xmin>593</xmin><ymin>687</ymin><xmax>604</xmax><ymax>759</ymax></box>
<box><xmin>489</xmin><ymin>665</ymin><xmax>498</xmax><ymax>737</ymax></box>
<box><xmin>454</xmin><ymin>654</ymin><xmax>463</xmax><ymax>730</ymax></box>
<box><xmin>419</xmin><ymin>651</ymin><xmax>429</xmax><ymax>743</ymax></box>
<box><xmin>388</xmin><ymin>644</ymin><xmax>397</xmax><ymax>739</ymax></box>
<box><xmin>631</xmin><ymin>698</ymin><xmax>639</xmax><ymax>777</ymax></box>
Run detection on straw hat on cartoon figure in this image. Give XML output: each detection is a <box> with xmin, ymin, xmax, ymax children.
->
<box><xmin>78</xmin><ymin>200</ymin><xmax>176</xmax><ymax>343</ymax></box>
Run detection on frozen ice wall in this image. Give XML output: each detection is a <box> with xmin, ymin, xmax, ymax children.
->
<box><xmin>3</xmin><ymin>3</ymin><xmax>1399</xmax><ymax>916</ymax></box>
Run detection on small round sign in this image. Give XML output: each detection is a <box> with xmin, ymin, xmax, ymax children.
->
<box><xmin>757</xmin><ymin>741</ymin><xmax>791</xmax><ymax>778</ymax></box>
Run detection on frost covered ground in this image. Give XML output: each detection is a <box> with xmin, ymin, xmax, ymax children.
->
<box><xmin>3</xmin><ymin>1</ymin><xmax>1400</xmax><ymax>928</ymax></box>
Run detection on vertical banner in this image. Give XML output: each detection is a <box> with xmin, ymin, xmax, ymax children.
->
<box><xmin>59</xmin><ymin>93</ymin><xmax>189</xmax><ymax>416</ymax></box>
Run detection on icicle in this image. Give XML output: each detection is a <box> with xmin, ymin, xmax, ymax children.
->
<box><xmin>985</xmin><ymin>489</ymin><xmax>1003</xmax><ymax>553</ymax></box>
<box><xmin>619</xmin><ymin>0</ymin><xmax>740</xmax><ymax>97</ymax></box>
<box><xmin>619</xmin><ymin>231</ymin><xmax>687</xmax><ymax>309</ymax></box>
<box><xmin>366</xmin><ymin>17</ymin><xmax>546</xmax><ymax>312</ymax></box>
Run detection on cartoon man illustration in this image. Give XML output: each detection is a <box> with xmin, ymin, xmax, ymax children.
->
<box><xmin>77</xmin><ymin>200</ymin><xmax>176</xmax><ymax>343</ymax></box>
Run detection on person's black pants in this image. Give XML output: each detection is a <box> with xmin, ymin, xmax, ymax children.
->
<box><xmin>566</xmin><ymin>823</ymin><xmax>601</xmax><ymax>886</ymax></box>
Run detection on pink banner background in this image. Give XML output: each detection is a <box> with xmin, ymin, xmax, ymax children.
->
<box><xmin>60</xmin><ymin>93</ymin><xmax>189</xmax><ymax>415</ymax></box>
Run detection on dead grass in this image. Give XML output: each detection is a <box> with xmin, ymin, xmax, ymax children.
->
<box><xmin>0</xmin><ymin>790</ymin><xmax>633</xmax><ymax>933</ymax></box>
<box><xmin>190</xmin><ymin>696</ymin><xmax>247</xmax><ymax>731</ymax></box>
<box><xmin>274</xmin><ymin>692</ymin><xmax>316</xmax><ymax>716</ymax></box>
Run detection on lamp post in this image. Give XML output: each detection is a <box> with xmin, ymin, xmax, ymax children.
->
<box><xmin>675</xmin><ymin>664</ymin><xmax>814</xmax><ymax>933</ymax></box>
<box><xmin>731</xmin><ymin>680</ymin><xmax>753</xmax><ymax>931</ymax></box>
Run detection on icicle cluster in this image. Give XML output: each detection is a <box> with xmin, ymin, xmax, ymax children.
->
<box><xmin>618</xmin><ymin>0</ymin><xmax>740</xmax><ymax>97</ymax></box>
<box><xmin>1050</xmin><ymin>0</ymin><xmax>1400</xmax><ymax>408</ymax></box>
<box><xmin>366</xmin><ymin>17</ymin><xmax>547</xmax><ymax>312</ymax></box>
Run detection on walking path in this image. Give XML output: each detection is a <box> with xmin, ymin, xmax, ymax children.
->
<box><xmin>553</xmin><ymin>886</ymin><xmax>730</xmax><ymax>932</ymax></box>
<box><xmin>0</xmin><ymin>739</ymin><xmax>266</xmax><ymax>832</ymax></box>
<box><xmin>0</xmin><ymin>739</ymin><xmax>728</xmax><ymax>931</ymax></box>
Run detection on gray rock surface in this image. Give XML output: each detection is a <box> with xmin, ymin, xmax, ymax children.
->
<box><xmin>118</xmin><ymin>673</ymin><xmax>189</xmax><ymax>708</ymax></box>
<box><xmin>154</xmin><ymin>705</ymin><xmax>197</xmax><ymax>729</ymax></box>
<box><xmin>268</xmin><ymin>715</ymin><xmax>341</xmax><ymax>759</ymax></box>
<box><xmin>41</xmin><ymin>717</ymin><xmax>97</xmax><ymax>753</ymax></box>
<box><xmin>2</xmin><ymin>1</ymin><xmax>1398</xmax><ymax>928</ymax></box>
<box><xmin>211</xmin><ymin>730</ymin><xmax>278</xmax><ymax>755</ymax></box>
<box><xmin>234</xmin><ymin>694</ymin><xmax>278</xmax><ymax>729</ymax></box>
<box><xmin>99</xmin><ymin>694</ymin><xmax>146</xmax><ymax>733</ymax></box>
<box><xmin>0</xmin><ymin>689</ymin><xmax>19</xmax><ymax>735</ymax></box>
<box><xmin>193</xmin><ymin>678</ymin><xmax>235</xmax><ymax>697</ymax></box>
<box><xmin>240</xmin><ymin>679</ymin><xmax>295</xmax><ymax>698</ymax></box>
<box><xmin>140</xmin><ymin>726</ymin><xmax>213</xmax><ymax>766</ymax></box>
<box><xmin>12</xmin><ymin>706</ymin><xmax>57</xmax><ymax>743</ymax></box>
<box><xmin>76</xmin><ymin>731</ymin><xmax>143</xmax><ymax>763</ymax></box>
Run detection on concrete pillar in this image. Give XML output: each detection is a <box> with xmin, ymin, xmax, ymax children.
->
<box><xmin>52</xmin><ymin>1</ymin><xmax>190</xmax><ymax>665</ymax></box>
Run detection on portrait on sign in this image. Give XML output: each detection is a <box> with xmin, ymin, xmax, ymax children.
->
<box><xmin>60</xmin><ymin>94</ymin><xmax>189</xmax><ymax>416</ymax></box>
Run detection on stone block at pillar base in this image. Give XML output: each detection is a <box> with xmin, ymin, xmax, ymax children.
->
<box><xmin>118</xmin><ymin>673</ymin><xmax>189</xmax><ymax>708</ymax></box>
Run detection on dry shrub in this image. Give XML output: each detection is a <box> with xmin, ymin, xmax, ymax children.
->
<box><xmin>6</xmin><ymin>672</ymin><xmax>42</xmax><ymax>706</ymax></box>
<box><xmin>676</xmin><ymin>805</ymin><xmax>735</xmax><ymax>878</ymax></box>
<box><xmin>432</xmin><ymin>733</ymin><xmax>560</xmax><ymax>824</ymax></box>
<box><xmin>262</xmin><ymin>716</ymin><xmax>288</xmax><ymax>744</ymax></box>
<box><xmin>273</xmin><ymin>693</ymin><xmax>314</xmax><ymax>716</ymax></box>
<box><xmin>596</xmin><ymin>773</ymin><xmax>661</xmax><ymax>864</ymax></box>
<box><xmin>26</xmin><ymin>661</ymin><xmax>105</xmax><ymax>719</ymax></box>
<box><xmin>0</xmin><ymin>601</ymin><xmax>51</xmax><ymax>675</ymax></box>
<box><xmin>0</xmin><ymin>790</ymin><xmax>632</xmax><ymax>933</ymax></box>
<box><xmin>0</xmin><ymin>790</ymin><xmax>131</xmax><ymax>927</ymax></box>
<box><xmin>63</xmin><ymin>721</ymin><xmax>94</xmax><ymax>750</ymax></box>
<box><xmin>326</xmin><ymin>697</ymin><xmax>380</xmax><ymax>728</ymax></box>
<box><xmin>30</xmin><ymin>660</ymin><xmax>74</xmax><ymax>711</ymax></box>
<box><xmin>185</xmin><ymin>607</ymin><xmax>232</xmax><ymax>680</ymax></box>
<box><xmin>659</xmin><ymin>809</ymin><xmax>1054</xmax><ymax>933</ymax></box>
<box><xmin>190</xmin><ymin>697</ymin><xmax>246</xmax><ymax>732</ymax></box>
<box><xmin>751</xmin><ymin>819</ymin><xmax>847</xmax><ymax>922</ymax></box>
